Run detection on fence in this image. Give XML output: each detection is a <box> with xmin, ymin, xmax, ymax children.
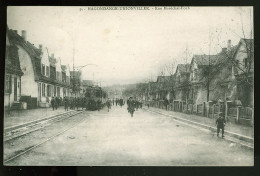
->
<box><xmin>146</xmin><ymin>100</ymin><xmax>253</xmax><ymax>126</ymax></box>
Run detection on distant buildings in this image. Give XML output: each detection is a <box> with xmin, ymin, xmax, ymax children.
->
<box><xmin>138</xmin><ymin>39</ymin><xmax>254</xmax><ymax>107</ymax></box>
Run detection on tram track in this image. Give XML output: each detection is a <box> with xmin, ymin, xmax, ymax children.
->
<box><xmin>4</xmin><ymin>115</ymin><xmax>87</xmax><ymax>164</ymax></box>
<box><xmin>4</xmin><ymin>110</ymin><xmax>82</xmax><ymax>142</ymax></box>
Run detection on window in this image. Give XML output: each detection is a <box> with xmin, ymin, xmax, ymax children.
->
<box><xmin>47</xmin><ymin>85</ymin><xmax>51</xmax><ymax>97</ymax></box>
<box><xmin>46</xmin><ymin>66</ymin><xmax>50</xmax><ymax>77</ymax></box>
<box><xmin>5</xmin><ymin>75</ymin><xmax>12</xmax><ymax>93</ymax></box>
<box><xmin>54</xmin><ymin>86</ymin><xmax>56</xmax><ymax>96</ymax></box>
<box><xmin>42</xmin><ymin>84</ymin><xmax>45</xmax><ymax>96</ymax></box>
<box><xmin>244</xmin><ymin>58</ymin><xmax>248</xmax><ymax>68</ymax></box>
<box><xmin>42</xmin><ymin>64</ymin><xmax>45</xmax><ymax>75</ymax></box>
<box><xmin>57</xmin><ymin>87</ymin><xmax>60</xmax><ymax>97</ymax></box>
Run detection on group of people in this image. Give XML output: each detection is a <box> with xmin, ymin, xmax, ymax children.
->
<box><xmin>51</xmin><ymin>96</ymin><xmax>103</xmax><ymax>111</ymax></box>
<box><xmin>127</xmin><ymin>97</ymin><xmax>143</xmax><ymax>117</ymax></box>
<box><xmin>112</xmin><ymin>98</ymin><xmax>125</xmax><ymax>107</ymax></box>
<box><xmin>50</xmin><ymin>96</ymin><xmax>63</xmax><ymax>110</ymax></box>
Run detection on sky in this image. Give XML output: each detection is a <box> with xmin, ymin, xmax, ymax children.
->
<box><xmin>7</xmin><ymin>6</ymin><xmax>253</xmax><ymax>86</ymax></box>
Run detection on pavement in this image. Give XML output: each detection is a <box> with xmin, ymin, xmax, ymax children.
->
<box><xmin>144</xmin><ymin>106</ymin><xmax>254</xmax><ymax>138</ymax></box>
<box><xmin>4</xmin><ymin>106</ymin><xmax>75</xmax><ymax>128</ymax></box>
<box><xmin>5</xmin><ymin>105</ymin><xmax>254</xmax><ymax>166</ymax></box>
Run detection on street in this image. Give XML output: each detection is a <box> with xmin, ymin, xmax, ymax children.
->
<box><xmin>5</xmin><ymin>105</ymin><xmax>253</xmax><ymax>166</ymax></box>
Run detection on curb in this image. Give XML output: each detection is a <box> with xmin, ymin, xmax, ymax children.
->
<box><xmin>144</xmin><ymin>108</ymin><xmax>254</xmax><ymax>147</ymax></box>
<box><xmin>4</xmin><ymin>110</ymin><xmax>80</xmax><ymax>133</ymax></box>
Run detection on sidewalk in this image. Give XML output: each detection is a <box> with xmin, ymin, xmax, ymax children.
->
<box><xmin>4</xmin><ymin>107</ymin><xmax>72</xmax><ymax>128</ymax></box>
<box><xmin>145</xmin><ymin>107</ymin><xmax>254</xmax><ymax>138</ymax></box>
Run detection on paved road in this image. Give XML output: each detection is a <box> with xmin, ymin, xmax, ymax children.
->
<box><xmin>7</xmin><ymin>105</ymin><xmax>253</xmax><ymax>166</ymax></box>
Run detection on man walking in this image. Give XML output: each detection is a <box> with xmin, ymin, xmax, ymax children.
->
<box><xmin>51</xmin><ymin>96</ymin><xmax>56</xmax><ymax>111</ymax></box>
<box><xmin>216</xmin><ymin>112</ymin><xmax>226</xmax><ymax>138</ymax></box>
<box><xmin>64</xmin><ymin>96</ymin><xmax>69</xmax><ymax>111</ymax></box>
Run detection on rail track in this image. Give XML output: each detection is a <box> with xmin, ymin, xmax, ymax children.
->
<box><xmin>4</xmin><ymin>114</ymin><xmax>87</xmax><ymax>164</ymax></box>
<box><xmin>4</xmin><ymin>110</ymin><xmax>82</xmax><ymax>142</ymax></box>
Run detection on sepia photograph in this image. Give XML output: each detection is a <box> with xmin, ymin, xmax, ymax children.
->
<box><xmin>4</xmin><ymin>6</ymin><xmax>254</xmax><ymax>166</ymax></box>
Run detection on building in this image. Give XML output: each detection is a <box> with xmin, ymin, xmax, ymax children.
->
<box><xmin>5</xmin><ymin>28</ymin><xmax>23</xmax><ymax>109</ymax></box>
<box><xmin>174</xmin><ymin>64</ymin><xmax>190</xmax><ymax>103</ymax></box>
<box><xmin>70</xmin><ymin>71</ymin><xmax>82</xmax><ymax>97</ymax></box>
<box><xmin>8</xmin><ymin>29</ymin><xmax>72</xmax><ymax>108</ymax></box>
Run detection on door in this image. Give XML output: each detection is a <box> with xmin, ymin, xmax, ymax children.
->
<box><xmin>14</xmin><ymin>77</ymin><xmax>17</xmax><ymax>101</ymax></box>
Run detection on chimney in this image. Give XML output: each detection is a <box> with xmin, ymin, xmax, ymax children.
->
<box><xmin>227</xmin><ymin>40</ymin><xmax>231</xmax><ymax>51</ymax></box>
<box><xmin>39</xmin><ymin>44</ymin><xmax>43</xmax><ymax>50</ymax></box>
<box><xmin>222</xmin><ymin>48</ymin><xmax>227</xmax><ymax>53</ymax></box>
<box><xmin>21</xmin><ymin>30</ymin><xmax>27</xmax><ymax>41</ymax></box>
<box><xmin>14</xmin><ymin>30</ymin><xmax>18</xmax><ymax>34</ymax></box>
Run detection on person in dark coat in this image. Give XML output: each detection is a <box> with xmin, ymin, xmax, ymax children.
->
<box><xmin>106</xmin><ymin>99</ymin><xmax>112</xmax><ymax>112</ymax></box>
<box><xmin>127</xmin><ymin>97</ymin><xmax>135</xmax><ymax>117</ymax></box>
<box><xmin>55</xmin><ymin>96</ymin><xmax>59</xmax><ymax>110</ymax></box>
<box><xmin>216</xmin><ymin>112</ymin><xmax>226</xmax><ymax>138</ymax></box>
<box><xmin>51</xmin><ymin>96</ymin><xmax>56</xmax><ymax>110</ymax></box>
<box><xmin>64</xmin><ymin>96</ymin><xmax>69</xmax><ymax>111</ymax></box>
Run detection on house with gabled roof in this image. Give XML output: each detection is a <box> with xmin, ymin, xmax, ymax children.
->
<box><xmin>173</xmin><ymin>64</ymin><xmax>190</xmax><ymax>103</ymax></box>
<box><xmin>155</xmin><ymin>76</ymin><xmax>171</xmax><ymax>100</ymax></box>
<box><xmin>187</xmin><ymin>39</ymin><xmax>253</xmax><ymax>105</ymax></box>
<box><xmin>8</xmin><ymin>28</ymin><xmax>72</xmax><ymax>108</ymax></box>
<box><xmin>231</xmin><ymin>38</ymin><xmax>254</xmax><ymax>106</ymax></box>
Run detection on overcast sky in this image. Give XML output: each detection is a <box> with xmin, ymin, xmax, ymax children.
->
<box><xmin>7</xmin><ymin>6</ymin><xmax>253</xmax><ymax>86</ymax></box>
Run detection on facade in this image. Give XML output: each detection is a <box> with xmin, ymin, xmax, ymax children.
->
<box><xmin>174</xmin><ymin>64</ymin><xmax>190</xmax><ymax>103</ymax></box>
<box><xmin>8</xmin><ymin>29</ymin><xmax>72</xmax><ymax>108</ymax></box>
<box><xmin>5</xmin><ymin>29</ymin><xmax>23</xmax><ymax>109</ymax></box>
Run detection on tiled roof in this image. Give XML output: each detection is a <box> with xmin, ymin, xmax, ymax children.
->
<box><xmin>8</xmin><ymin>29</ymin><xmax>41</xmax><ymax>80</ymax></box>
<box><xmin>5</xmin><ymin>45</ymin><xmax>23</xmax><ymax>76</ymax></box>
<box><xmin>8</xmin><ymin>29</ymin><xmax>70</xmax><ymax>87</ymax></box>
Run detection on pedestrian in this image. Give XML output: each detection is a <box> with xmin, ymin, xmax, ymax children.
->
<box><xmin>106</xmin><ymin>98</ymin><xmax>112</xmax><ymax>112</ymax></box>
<box><xmin>55</xmin><ymin>96</ymin><xmax>59</xmax><ymax>110</ymax></box>
<box><xmin>216</xmin><ymin>112</ymin><xmax>226</xmax><ymax>138</ymax></box>
<box><xmin>51</xmin><ymin>96</ymin><xmax>56</xmax><ymax>110</ymax></box>
<box><xmin>64</xmin><ymin>96</ymin><xmax>69</xmax><ymax>111</ymax></box>
<box><xmin>127</xmin><ymin>97</ymin><xmax>135</xmax><ymax>117</ymax></box>
<box><xmin>164</xmin><ymin>98</ymin><xmax>169</xmax><ymax>111</ymax></box>
<box><xmin>82</xmin><ymin>98</ymin><xmax>85</xmax><ymax>110</ymax></box>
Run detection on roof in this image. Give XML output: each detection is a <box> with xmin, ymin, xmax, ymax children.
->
<box><xmin>5</xmin><ymin>44</ymin><xmax>23</xmax><ymax>76</ymax></box>
<box><xmin>192</xmin><ymin>55</ymin><xmax>218</xmax><ymax>65</ymax></box>
<box><xmin>8</xmin><ymin>29</ymin><xmax>42</xmax><ymax>80</ymax></box>
<box><xmin>176</xmin><ymin>64</ymin><xmax>190</xmax><ymax>74</ymax></box>
<box><xmin>8</xmin><ymin>29</ymin><xmax>70</xmax><ymax>87</ymax></box>
<box><xmin>156</xmin><ymin>76</ymin><xmax>171</xmax><ymax>82</ymax></box>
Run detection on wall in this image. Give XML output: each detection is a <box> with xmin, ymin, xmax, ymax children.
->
<box><xmin>17</xmin><ymin>45</ymin><xmax>38</xmax><ymax>97</ymax></box>
<box><xmin>4</xmin><ymin>74</ymin><xmax>21</xmax><ymax>107</ymax></box>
